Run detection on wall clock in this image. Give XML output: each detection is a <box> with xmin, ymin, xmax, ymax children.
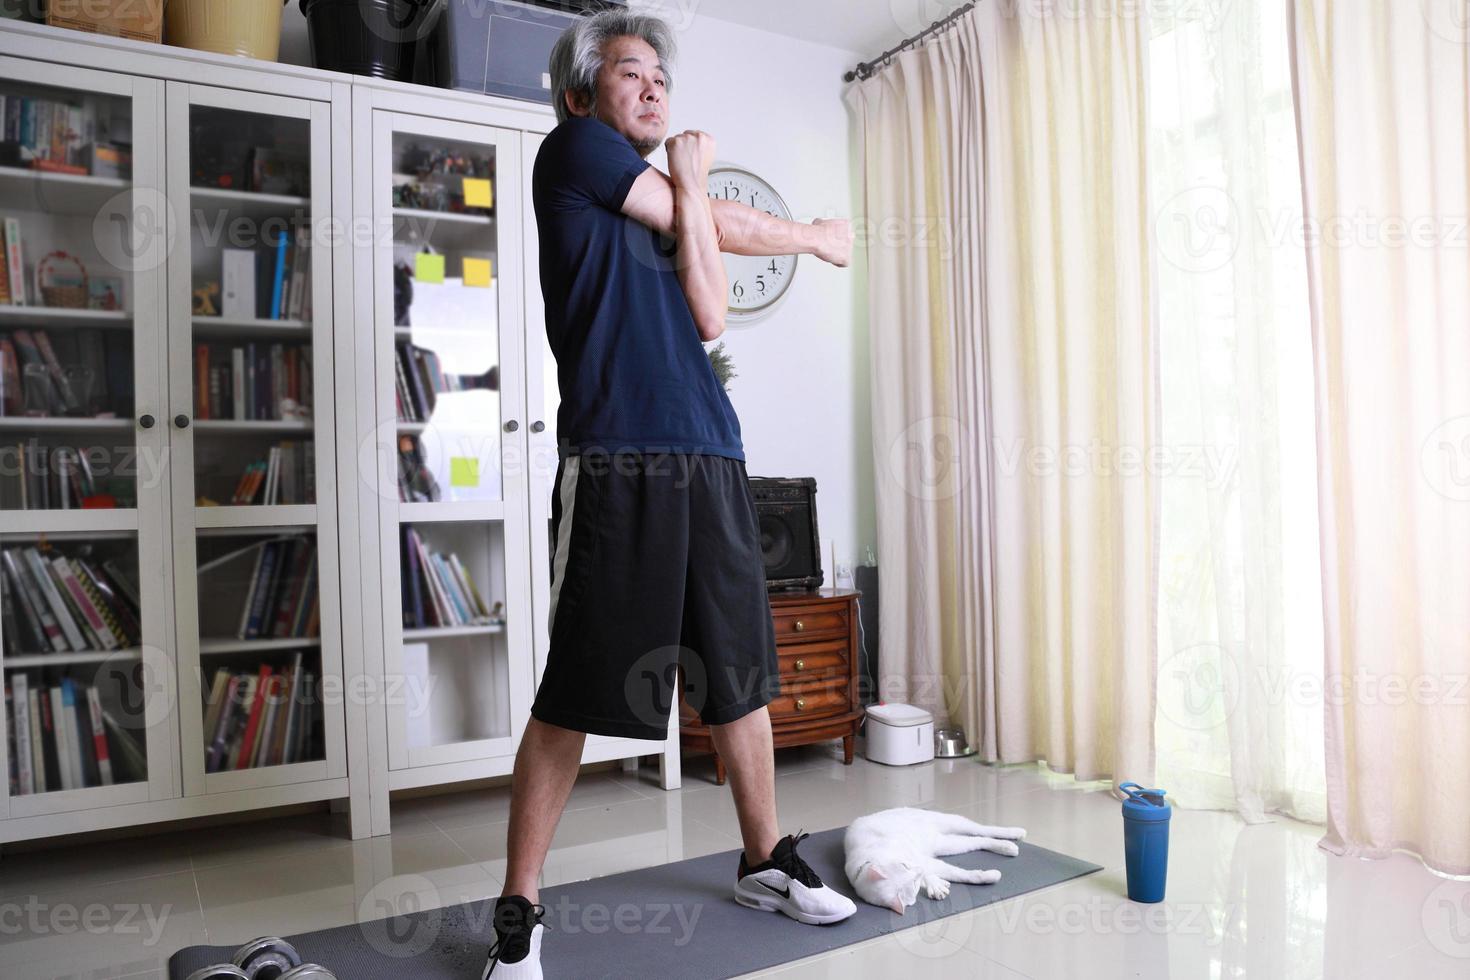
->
<box><xmin>706</xmin><ymin>165</ymin><xmax>798</xmax><ymax>322</ymax></box>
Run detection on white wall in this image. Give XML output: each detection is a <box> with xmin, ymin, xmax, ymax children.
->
<box><xmin>280</xmin><ymin>4</ymin><xmax>875</xmax><ymax>580</ymax></box>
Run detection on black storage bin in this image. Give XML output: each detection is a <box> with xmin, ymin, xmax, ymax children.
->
<box><xmin>299</xmin><ymin>0</ymin><xmax>443</xmax><ymax>81</ymax></box>
<box><xmin>430</xmin><ymin>0</ymin><xmax>617</xmax><ymax>104</ymax></box>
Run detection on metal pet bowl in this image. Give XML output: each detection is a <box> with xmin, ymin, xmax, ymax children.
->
<box><xmin>935</xmin><ymin>727</ymin><xmax>976</xmax><ymax>758</ymax></box>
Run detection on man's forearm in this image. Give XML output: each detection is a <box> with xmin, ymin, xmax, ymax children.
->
<box><xmin>673</xmin><ymin>180</ymin><xmax>728</xmax><ymax>340</ymax></box>
<box><xmin>711</xmin><ymin>199</ymin><xmax>822</xmax><ymax>256</ymax></box>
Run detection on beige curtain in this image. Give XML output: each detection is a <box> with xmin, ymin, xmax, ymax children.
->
<box><xmin>845</xmin><ymin>3</ymin><xmax>1157</xmax><ymax>784</ymax></box>
<box><xmin>1288</xmin><ymin>2</ymin><xmax>1470</xmax><ymax>875</ymax></box>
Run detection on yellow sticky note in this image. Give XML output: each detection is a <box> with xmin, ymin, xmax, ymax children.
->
<box><xmin>415</xmin><ymin>251</ymin><xmax>445</xmax><ymax>284</ymax></box>
<box><xmin>463</xmin><ymin>177</ymin><xmax>493</xmax><ymax>208</ymax></box>
<box><xmin>450</xmin><ymin>457</ymin><xmax>479</xmax><ymax>488</ymax></box>
<box><xmin>463</xmin><ymin>257</ymin><xmax>493</xmax><ymax>287</ymax></box>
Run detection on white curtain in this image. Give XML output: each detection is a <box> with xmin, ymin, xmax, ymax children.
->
<box><xmin>1289</xmin><ymin>0</ymin><xmax>1470</xmax><ymax>876</ymax></box>
<box><xmin>1148</xmin><ymin>3</ymin><xmax>1327</xmax><ymax>823</ymax></box>
<box><xmin>845</xmin><ymin>3</ymin><xmax>1157</xmax><ymax>785</ymax></box>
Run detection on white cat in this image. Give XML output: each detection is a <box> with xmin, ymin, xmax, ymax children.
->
<box><xmin>844</xmin><ymin>806</ymin><xmax>1027</xmax><ymax>914</ymax></box>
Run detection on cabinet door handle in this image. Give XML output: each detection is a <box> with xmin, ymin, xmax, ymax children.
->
<box><xmin>793</xmin><ymin>619</ymin><xmax>805</xmax><ymax>632</ymax></box>
<box><xmin>138</xmin><ymin>414</ymin><xmax>155</xmax><ymax>429</ymax></box>
<box><xmin>795</xmin><ymin>698</ymin><xmax>806</xmax><ymax>711</ymax></box>
<box><xmin>174</xmin><ymin>414</ymin><xmax>190</xmax><ymax>429</ymax></box>
<box><xmin>504</xmin><ymin>419</ymin><xmax>519</xmax><ymax>432</ymax></box>
<box><xmin>794</xmin><ymin>659</ymin><xmax>805</xmax><ymax>671</ymax></box>
<box><xmin>531</xmin><ymin>420</ymin><xmax>546</xmax><ymax>433</ymax></box>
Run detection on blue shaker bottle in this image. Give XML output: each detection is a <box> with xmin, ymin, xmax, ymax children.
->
<box><xmin>1119</xmin><ymin>782</ymin><xmax>1170</xmax><ymax>903</ymax></box>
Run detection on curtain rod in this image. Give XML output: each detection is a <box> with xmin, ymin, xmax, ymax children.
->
<box><xmin>843</xmin><ymin>1</ymin><xmax>979</xmax><ymax>82</ymax></box>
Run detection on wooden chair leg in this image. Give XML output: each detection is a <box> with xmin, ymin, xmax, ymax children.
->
<box><xmin>714</xmin><ymin>753</ymin><xmax>727</xmax><ymax>785</ymax></box>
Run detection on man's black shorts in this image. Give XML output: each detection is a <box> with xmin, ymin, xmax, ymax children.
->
<box><xmin>530</xmin><ymin>451</ymin><xmax>782</xmax><ymax>740</ymax></box>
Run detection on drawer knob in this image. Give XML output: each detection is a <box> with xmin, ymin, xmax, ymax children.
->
<box><xmin>794</xmin><ymin>659</ymin><xmax>805</xmax><ymax>671</ymax></box>
<box><xmin>795</xmin><ymin>698</ymin><xmax>806</xmax><ymax>711</ymax></box>
<box><xmin>794</xmin><ymin>620</ymin><xmax>805</xmax><ymax>632</ymax></box>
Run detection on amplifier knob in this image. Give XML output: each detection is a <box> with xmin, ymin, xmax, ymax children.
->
<box><xmin>794</xmin><ymin>620</ymin><xmax>805</xmax><ymax>632</ymax></box>
<box><xmin>794</xmin><ymin>659</ymin><xmax>805</xmax><ymax>671</ymax></box>
<box><xmin>795</xmin><ymin>698</ymin><xmax>806</xmax><ymax>711</ymax></box>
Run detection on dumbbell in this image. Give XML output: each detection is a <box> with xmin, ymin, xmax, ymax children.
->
<box><xmin>184</xmin><ymin>964</ymin><xmax>334</xmax><ymax>980</ymax></box>
<box><xmin>184</xmin><ymin>968</ymin><xmax>248</xmax><ymax>980</ymax></box>
<box><xmin>232</xmin><ymin>937</ymin><xmax>302</xmax><ymax>979</ymax></box>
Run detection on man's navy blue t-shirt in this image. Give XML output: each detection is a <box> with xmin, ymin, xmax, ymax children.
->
<box><xmin>532</xmin><ymin>115</ymin><xmax>744</xmax><ymax>462</ymax></box>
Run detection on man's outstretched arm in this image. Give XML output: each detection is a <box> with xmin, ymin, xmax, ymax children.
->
<box><xmin>623</xmin><ymin>165</ymin><xmax>854</xmax><ymax>267</ymax></box>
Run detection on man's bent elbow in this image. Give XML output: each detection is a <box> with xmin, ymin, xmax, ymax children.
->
<box><xmin>696</xmin><ymin>313</ymin><xmax>726</xmax><ymax>342</ymax></box>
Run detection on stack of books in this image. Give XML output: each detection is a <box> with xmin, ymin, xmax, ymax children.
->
<box><xmin>201</xmin><ymin>652</ymin><xmax>320</xmax><ymax>773</ymax></box>
<box><xmin>5</xmin><ymin>674</ymin><xmax>148</xmax><ymax>795</ymax></box>
<box><xmin>0</xmin><ymin>93</ymin><xmax>121</xmax><ymax>176</ymax></box>
<box><xmin>217</xmin><ymin>228</ymin><xmax>312</xmax><ymax>322</ymax></box>
<box><xmin>193</xmin><ymin>340</ymin><xmax>313</xmax><ymax>421</ymax></box>
<box><xmin>225</xmin><ymin>439</ymin><xmax>316</xmax><ymax>505</ymax></box>
<box><xmin>0</xmin><ymin>326</ymin><xmax>131</xmax><ymax>417</ymax></box>
<box><xmin>394</xmin><ymin>340</ymin><xmax>498</xmax><ymax>423</ymax></box>
<box><xmin>1</xmin><ymin>546</ymin><xmax>142</xmax><ymax>656</ymax></box>
<box><xmin>401</xmin><ymin>526</ymin><xmax>495</xmax><ymax>629</ymax></box>
<box><xmin>228</xmin><ymin>537</ymin><xmax>320</xmax><ymax>640</ymax></box>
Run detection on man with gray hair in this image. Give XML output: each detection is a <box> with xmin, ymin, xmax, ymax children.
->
<box><xmin>483</xmin><ymin>8</ymin><xmax>856</xmax><ymax>979</ymax></box>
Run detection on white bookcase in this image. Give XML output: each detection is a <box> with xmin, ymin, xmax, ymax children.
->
<box><xmin>0</xmin><ymin>19</ymin><xmax>679</xmax><ymax>849</ymax></box>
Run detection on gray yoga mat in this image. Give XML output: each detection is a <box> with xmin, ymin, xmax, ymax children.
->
<box><xmin>169</xmin><ymin>824</ymin><xmax>1101</xmax><ymax>978</ymax></box>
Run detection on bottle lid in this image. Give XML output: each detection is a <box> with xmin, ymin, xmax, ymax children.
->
<box><xmin>1119</xmin><ymin>781</ymin><xmax>1171</xmax><ymax>820</ymax></box>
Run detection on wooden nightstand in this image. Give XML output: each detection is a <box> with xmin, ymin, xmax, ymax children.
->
<box><xmin>678</xmin><ymin>587</ymin><xmax>863</xmax><ymax>785</ymax></box>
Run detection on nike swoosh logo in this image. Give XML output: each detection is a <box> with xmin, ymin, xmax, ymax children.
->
<box><xmin>759</xmin><ymin>879</ymin><xmax>790</xmax><ymax>899</ymax></box>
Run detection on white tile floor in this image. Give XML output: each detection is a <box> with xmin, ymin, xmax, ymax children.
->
<box><xmin>2</xmin><ymin>742</ymin><xmax>1467</xmax><ymax>979</ymax></box>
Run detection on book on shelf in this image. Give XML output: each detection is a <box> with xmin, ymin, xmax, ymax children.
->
<box><xmin>1</xmin><ymin>93</ymin><xmax>101</xmax><ymax>174</ymax></box>
<box><xmin>195</xmin><ymin>340</ymin><xmax>312</xmax><ymax>421</ymax></box>
<box><xmin>0</xmin><ymin>326</ymin><xmax>130</xmax><ymax>419</ymax></box>
<box><xmin>214</xmin><ymin>537</ymin><xmax>320</xmax><ymax>641</ymax></box>
<box><xmin>4</xmin><ymin>672</ymin><xmax>140</xmax><ymax>795</ymax></box>
<box><xmin>394</xmin><ymin>340</ymin><xmax>496</xmax><ymax>424</ymax></box>
<box><xmin>202</xmin><ymin>655</ymin><xmax>319</xmax><ymax>773</ymax></box>
<box><xmin>400</xmin><ymin>526</ymin><xmax>496</xmax><ymax>630</ymax></box>
<box><xmin>5</xmin><ymin>216</ymin><xmax>26</xmax><ymax>306</ymax></box>
<box><xmin>224</xmin><ymin>227</ymin><xmax>309</xmax><ymax>323</ymax></box>
<box><xmin>0</xmin><ymin>545</ymin><xmax>142</xmax><ymax>656</ymax></box>
<box><xmin>396</xmin><ymin>433</ymin><xmax>440</xmax><ymax>503</ymax></box>
<box><xmin>214</xmin><ymin>439</ymin><xmax>314</xmax><ymax>506</ymax></box>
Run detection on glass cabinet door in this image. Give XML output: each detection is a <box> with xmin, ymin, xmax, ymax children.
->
<box><xmin>0</xmin><ymin>58</ymin><xmax>176</xmax><ymax>818</ymax></box>
<box><xmin>164</xmin><ymin>82</ymin><xmax>345</xmax><ymax>796</ymax></box>
<box><xmin>370</xmin><ymin>110</ymin><xmax>533</xmax><ymax>772</ymax></box>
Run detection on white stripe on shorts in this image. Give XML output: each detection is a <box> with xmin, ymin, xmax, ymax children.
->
<box><xmin>547</xmin><ymin>455</ymin><xmax>582</xmax><ymax>634</ymax></box>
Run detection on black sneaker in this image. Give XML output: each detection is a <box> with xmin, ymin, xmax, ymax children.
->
<box><xmin>734</xmin><ymin>831</ymin><xmax>857</xmax><ymax>925</ymax></box>
<box><xmin>482</xmin><ymin>894</ymin><xmax>547</xmax><ymax>979</ymax></box>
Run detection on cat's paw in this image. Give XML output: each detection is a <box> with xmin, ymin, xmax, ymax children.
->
<box><xmin>922</xmin><ymin>874</ymin><xmax>951</xmax><ymax>900</ymax></box>
<box><xmin>988</xmin><ymin>839</ymin><xmax>1021</xmax><ymax>857</ymax></box>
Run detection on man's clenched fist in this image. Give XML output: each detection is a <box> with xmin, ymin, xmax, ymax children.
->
<box><xmin>666</xmin><ymin>129</ymin><xmax>717</xmax><ymax>188</ymax></box>
<box><xmin>812</xmin><ymin>217</ymin><xmax>854</xmax><ymax>268</ymax></box>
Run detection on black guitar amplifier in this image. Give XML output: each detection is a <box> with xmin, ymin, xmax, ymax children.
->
<box><xmin>748</xmin><ymin>476</ymin><xmax>822</xmax><ymax>591</ymax></box>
